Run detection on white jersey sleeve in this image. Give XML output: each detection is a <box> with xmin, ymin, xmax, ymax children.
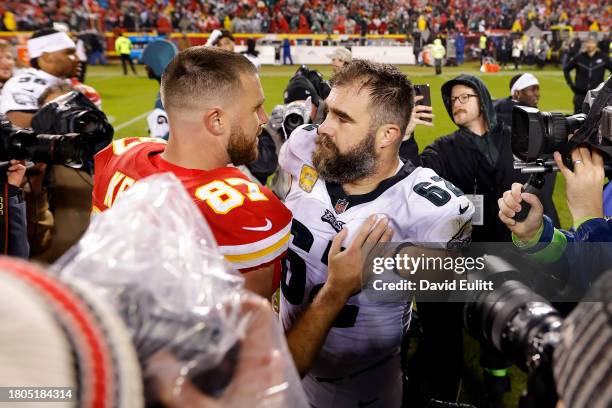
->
<box><xmin>278</xmin><ymin>123</ymin><xmax>318</xmax><ymax>179</ymax></box>
<box><xmin>0</xmin><ymin>69</ymin><xmax>57</xmax><ymax>114</ymax></box>
<box><xmin>404</xmin><ymin>167</ymin><xmax>474</xmax><ymax>249</ymax></box>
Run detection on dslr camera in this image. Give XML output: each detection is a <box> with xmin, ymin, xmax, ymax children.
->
<box><xmin>0</xmin><ymin>91</ymin><xmax>113</xmax><ymax>170</ymax></box>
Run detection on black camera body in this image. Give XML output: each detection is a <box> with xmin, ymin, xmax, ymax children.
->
<box><xmin>512</xmin><ymin>77</ymin><xmax>612</xmax><ymax>170</ymax></box>
<box><xmin>0</xmin><ymin>91</ymin><xmax>113</xmax><ymax>169</ymax></box>
<box><xmin>464</xmin><ymin>256</ymin><xmax>564</xmax><ymax>408</ymax></box>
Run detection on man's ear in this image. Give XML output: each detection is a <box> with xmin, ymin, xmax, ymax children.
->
<box><xmin>203</xmin><ymin>107</ymin><xmax>226</xmax><ymax>136</ymax></box>
<box><xmin>377</xmin><ymin>124</ymin><xmax>402</xmax><ymax>148</ymax></box>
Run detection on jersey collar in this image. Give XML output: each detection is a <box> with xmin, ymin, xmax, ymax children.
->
<box><xmin>325</xmin><ymin>160</ymin><xmax>416</xmax><ymax>213</ymax></box>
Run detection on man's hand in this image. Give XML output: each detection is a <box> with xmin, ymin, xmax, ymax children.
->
<box><xmin>405</xmin><ymin>95</ymin><xmax>434</xmax><ymax>137</ymax></box>
<box><xmin>498</xmin><ymin>182</ymin><xmax>544</xmax><ymax>243</ymax></box>
<box><xmin>325</xmin><ymin>214</ymin><xmax>394</xmax><ymax>299</ymax></box>
<box><xmin>6</xmin><ymin>160</ymin><xmax>26</xmax><ymax>187</ymax></box>
<box><xmin>554</xmin><ymin>147</ymin><xmax>604</xmax><ymax>222</ymax></box>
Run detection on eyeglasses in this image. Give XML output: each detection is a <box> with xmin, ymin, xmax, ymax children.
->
<box><xmin>450</xmin><ymin>94</ymin><xmax>479</xmax><ymax>105</ymax></box>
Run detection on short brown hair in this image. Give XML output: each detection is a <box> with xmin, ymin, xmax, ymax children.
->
<box><xmin>330</xmin><ymin>59</ymin><xmax>414</xmax><ymax>135</ymax></box>
<box><xmin>160</xmin><ymin>46</ymin><xmax>257</xmax><ymax>113</ymax></box>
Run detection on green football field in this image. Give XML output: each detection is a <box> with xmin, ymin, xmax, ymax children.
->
<box><xmin>87</xmin><ymin>62</ymin><xmax>579</xmax><ymax>405</ymax></box>
<box><xmin>87</xmin><ymin>62</ymin><xmax>574</xmax><ymax>231</ymax></box>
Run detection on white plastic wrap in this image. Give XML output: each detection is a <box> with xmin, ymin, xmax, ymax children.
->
<box><xmin>54</xmin><ymin>172</ymin><xmax>308</xmax><ymax>407</ymax></box>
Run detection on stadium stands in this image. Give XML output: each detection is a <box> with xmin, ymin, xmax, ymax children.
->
<box><xmin>1</xmin><ymin>0</ymin><xmax>610</xmax><ymax>35</ymax></box>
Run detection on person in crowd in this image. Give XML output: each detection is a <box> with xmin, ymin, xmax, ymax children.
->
<box><xmin>563</xmin><ymin>36</ymin><xmax>612</xmax><ymax>114</ymax></box>
<box><xmin>326</xmin><ymin>47</ymin><xmax>352</xmax><ymax>73</ymax></box>
<box><xmin>115</xmin><ymin>31</ymin><xmax>137</xmax><ymax>75</ymax></box>
<box><xmin>0</xmin><ymin>40</ymin><xmax>15</xmax><ymax>91</ymax></box>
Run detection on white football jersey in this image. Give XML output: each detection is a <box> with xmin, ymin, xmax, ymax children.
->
<box><xmin>146</xmin><ymin>107</ymin><xmax>169</xmax><ymax>139</ymax></box>
<box><xmin>0</xmin><ymin>68</ymin><xmax>67</xmax><ymax>114</ymax></box>
<box><xmin>279</xmin><ymin>125</ymin><xmax>474</xmax><ymax>378</ymax></box>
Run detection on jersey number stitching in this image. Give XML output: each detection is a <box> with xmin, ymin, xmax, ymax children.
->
<box><xmin>282</xmin><ymin>219</ymin><xmax>359</xmax><ymax>328</ymax></box>
<box><xmin>195</xmin><ymin>178</ymin><xmax>268</xmax><ymax>214</ymax></box>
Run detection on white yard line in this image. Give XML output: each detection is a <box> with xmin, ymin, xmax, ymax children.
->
<box><xmin>114</xmin><ymin>111</ymin><xmax>151</xmax><ymax>131</ymax></box>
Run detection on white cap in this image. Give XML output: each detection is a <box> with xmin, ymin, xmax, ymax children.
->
<box><xmin>511</xmin><ymin>73</ymin><xmax>539</xmax><ymax>95</ymax></box>
<box><xmin>27</xmin><ymin>31</ymin><xmax>75</xmax><ymax>58</ymax></box>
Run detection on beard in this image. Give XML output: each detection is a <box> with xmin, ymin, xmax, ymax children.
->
<box><xmin>228</xmin><ymin>123</ymin><xmax>259</xmax><ymax>166</ymax></box>
<box><xmin>312</xmin><ymin>128</ymin><xmax>377</xmax><ymax>184</ymax></box>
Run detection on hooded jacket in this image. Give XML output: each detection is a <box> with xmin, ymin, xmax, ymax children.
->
<box><xmin>420</xmin><ymin>74</ymin><xmax>559</xmax><ymax>242</ymax></box>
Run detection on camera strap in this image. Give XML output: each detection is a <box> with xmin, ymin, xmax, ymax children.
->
<box><xmin>0</xmin><ymin>183</ymin><xmax>8</xmax><ymax>255</ymax></box>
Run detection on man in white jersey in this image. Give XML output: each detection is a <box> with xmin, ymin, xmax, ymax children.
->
<box><xmin>279</xmin><ymin>60</ymin><xmax>474</xmax><ymax>407</ymax></box>
<box><xmin>0</xmin><ymin>28</ymin><xmax>78</xmax><ymax>128</ymax></box>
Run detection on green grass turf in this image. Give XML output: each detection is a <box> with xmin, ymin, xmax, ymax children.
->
<box><xmin>87</xmin><ymin>62</ymin><xmax>576</xmax><ymax>406</ymax></box>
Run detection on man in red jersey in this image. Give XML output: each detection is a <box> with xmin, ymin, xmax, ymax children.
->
<box><xmin>91</xmin><ymin>47</ymin><xmax>291</xmax><ymax>298</ymax></box>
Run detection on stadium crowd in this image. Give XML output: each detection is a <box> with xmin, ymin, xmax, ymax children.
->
<box><xmin>1</xmin><ymin>0</ymin><xmax>610</xmax><ymax>35</ymax></box>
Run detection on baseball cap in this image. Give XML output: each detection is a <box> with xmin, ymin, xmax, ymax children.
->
<box><xmin>284</xmin><ymin>76</ymin><xmax>320</xmax><ymax>106</ymax></box>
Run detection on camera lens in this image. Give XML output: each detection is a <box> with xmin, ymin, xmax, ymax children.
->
<box><xmin>466</xmin><ymin>279</ymin><xmax>563</xmax><ymax>371</ymax></box>
<box><xmin>283</xmin><ymin>113</ymin><xmax>305</xmax><ymax>137</ymax></box>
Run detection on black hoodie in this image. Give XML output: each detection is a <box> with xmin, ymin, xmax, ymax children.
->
<box><xmin>420</xmin><ymin>74</ymin><xmax>559</xmax><ymax>242</ymax></box>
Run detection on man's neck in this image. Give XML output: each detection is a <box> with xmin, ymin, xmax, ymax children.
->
<box><xmin>342</xmin><ymin>156</ymin><xmax>401</xmax><ymax>196</ymax></box>
<box><xmin>587</xmin><ymin>50</ymin><xmax>597</xmax><ymax>58</ymax></box>
<box><xmin>161</xmin><ymin>134</ymin><xmax>228</xmax><ymax>171</ymax></box>
<box><xmin>464</xmin><ymin>117</ymin><xmax>488</xmax><ymax>136</ymax></box>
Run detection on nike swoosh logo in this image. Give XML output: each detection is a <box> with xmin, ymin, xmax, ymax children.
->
<box><xmin>23</xmin><ymin>89</ymin><xmax>34</xmax><ymax>93</ymax></box>
<box><xmin>242</xmin><ymin>218</ymin><xmax>272</xmax><ymax>232</ymax></box>
<box><xmin>459</xmin><ymin>204</ymin><xmax>469</xmax><ymax>215</ymax></box>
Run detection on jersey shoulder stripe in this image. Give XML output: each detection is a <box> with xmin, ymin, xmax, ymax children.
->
<box><xmin>219</xmin><ymin>221</ymin><xmax>291</xmax><ymax>270</ymax></box>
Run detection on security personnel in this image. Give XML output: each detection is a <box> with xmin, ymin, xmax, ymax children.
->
<box><xmin>115</xmin><ymin>32</ymin><xmax>137</xmax><ymax>75</ymax></box>
<box><xmin>564</xmin><ymin>36</ymin><xmax>612</xmax><ymax>114</ymax></box>
<box><xmin>431</xmin><ymin>38</ymin><xmax>446</xmax><ymax>75</ymax></box>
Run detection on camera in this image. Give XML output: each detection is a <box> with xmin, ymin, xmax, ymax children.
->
<box><xmin>510</xmin><ymin>77</ymin><xmax>612</xmax><ymax>221</ymax></box>
<box><xmin>464</xmin><ymin>256</ymin><xmax>563</xmax><ymax>408</ymax></box>
<box><xmin>0</xmin><ymin>115</ymin><xmax>84</xmax><ymax>168</ymax></box>
<box><xmin>282</xmin><ymin>99</ymin><xmax>312</xmax><ymax>140</ymax></box>
<box><xmin>0</xmin><ymin>92</ymin><xmax>113</xmax><ymax>169</ymax></box>
<box><xmin>512</xmin><ymin>76</ymin><xmax>612</xmax><ymax>169</ymax></box>
<box><xmin>31</xmin><ymin>91</ymin><xmax>114</xmax><ymax>156</ymax></box>
<box><xmin>511</xmin><ymin>107</ymin><xmax>586</xmax><ymax>162</ymax></box>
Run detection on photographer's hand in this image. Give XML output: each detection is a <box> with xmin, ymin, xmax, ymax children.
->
<box><xmin>554</xmin><ymin>147</ymin><xmax>604</xmax><ymax>223</ymax></box>
<box><xmin>498</xmin><ymin>182</ymin><xmax>544</xmax><ymax>243</ymax></box>
<box><xmin>7</xmin><ymin>160</ymin><xmax>26</xmax><ymax>187</ymax></box>
<box><xmin>405</xmin><ymin>95</ymin><xmax>434</xmax><ymax>138</ymax></box>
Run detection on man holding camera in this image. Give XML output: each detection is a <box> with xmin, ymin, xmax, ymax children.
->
<box><xmin>500</xmin><ymin>76</ymin><xmax>612</xmax><ymax>293</ymax></box>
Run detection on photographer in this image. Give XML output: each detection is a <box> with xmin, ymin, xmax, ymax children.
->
<box><xmin>499</xmin><ymin>77</ymin><xmax>612</xmax><ymax>294</ymax></box>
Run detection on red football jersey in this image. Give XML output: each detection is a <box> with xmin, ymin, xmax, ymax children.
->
<box><xmin>92</xmin><ymin>138</ymin><xmax>292</xmax><ymax>278</ymax></box>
